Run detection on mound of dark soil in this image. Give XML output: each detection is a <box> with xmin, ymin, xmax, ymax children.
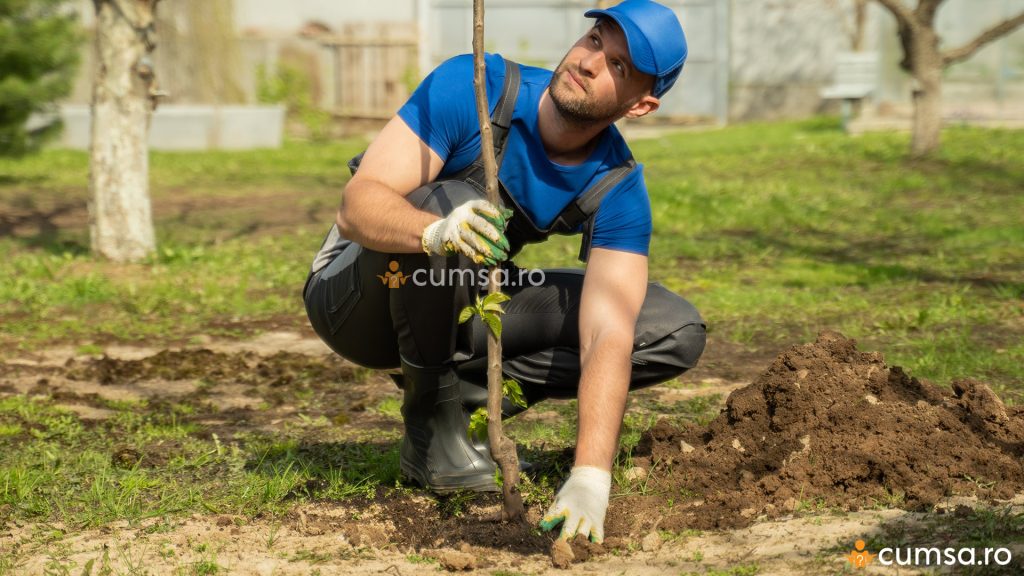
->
<box><xmin>618</xmin><ymin>331</ymin><xmax>1024</xmax><ymax>532</ymax></box>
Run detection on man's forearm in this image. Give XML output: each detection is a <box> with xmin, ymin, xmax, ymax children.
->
<box><xmin>574</xmin><ymin>331</ymin><xmax>634</xmax><ymax>471</ymax></box>
<box><xmin>336</xmin><ymin>178</ymin><xmax>440</xmax><ymax>253</ymax></box>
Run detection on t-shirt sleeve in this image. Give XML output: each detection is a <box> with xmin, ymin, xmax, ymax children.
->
<box><xmin>397</xmin><ymin>53</ymin><xmax>504</xmax><ymax>164</ymax></box>
<box><xmin>587</xmin><ymin>166</ymin><xmax>652</xmax><ymax>257</ymax></box>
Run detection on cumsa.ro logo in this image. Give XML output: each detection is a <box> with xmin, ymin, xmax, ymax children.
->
<box><xmin>377</xmin><ymin>260</ymin><xmax>545</xmax><ymax>289</ymax></box>
<box><xmin>844</xmin><ymin>538</ymin><xmax>1013</xmax><ymax>569</ymax></box>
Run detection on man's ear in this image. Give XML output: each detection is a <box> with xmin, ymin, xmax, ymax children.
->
<box><xmin>623</xmin><ymin>95</ymin><xmax>660</xmax><ymax>119</ymax></box>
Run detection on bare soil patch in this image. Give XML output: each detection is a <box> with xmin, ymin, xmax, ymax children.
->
<box><xmin>5</xmin><ymin>498</ymin><xmax>1022</xmax><ymax>575</ymax></box>
<box><xmin>0</xmin><ymin>188</ymin><xmax>333</xmax><ymax>245</ymax></box>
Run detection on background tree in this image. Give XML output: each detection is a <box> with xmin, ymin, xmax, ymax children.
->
<box><xmin>874</xmin><ymin>0</ymin><xmax>1024</xmax><ymax>157</ymax></box>
<box><xmin>89</xmin><ymin>0</ymin><xmax>161</xmax><ymax>262</ymax></box>
<box><xmin>0</xmin><ymin>0</ymin><xmax>80</xmax><ymax>156</ymax></box>
<box><xmin>831</xmin><ymin>0</ymin><xmax>870</xmax><ymax>51</ymax></box>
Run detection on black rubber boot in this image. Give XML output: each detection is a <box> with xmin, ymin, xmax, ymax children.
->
<box><xmin>398</xmin><ymin>360</ymin><xmax>499</xmax><ymax>493</ymax></box>
<box><xmin>391</xmin><ymin>372</ymin><xmax>538</xmax><ymax>477</ymax></box>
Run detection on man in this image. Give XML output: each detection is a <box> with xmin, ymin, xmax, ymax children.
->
<box><xmin>304</xmin><ymin>0</ymin><xmax>706</xmax><ymax>542</ymax></box>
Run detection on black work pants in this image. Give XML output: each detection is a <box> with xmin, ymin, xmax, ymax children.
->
<box><xmin>303</xmin><ymin>181</ymin><xmax>706</xmax><ymax>400</ymax></box>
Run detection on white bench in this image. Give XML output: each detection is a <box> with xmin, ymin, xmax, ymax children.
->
<box><xmin>821</xmin><ymin>52</ymin><xmax>879</xmax><ymax>129</ymax></box>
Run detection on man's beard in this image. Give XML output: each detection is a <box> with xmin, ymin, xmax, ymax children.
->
<box><xmin>547</xmin><ymin>63</ymin><xmax>628</xmax><ymax>126</ymax></box>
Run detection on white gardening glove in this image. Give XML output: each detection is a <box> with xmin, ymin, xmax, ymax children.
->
<box><xmin>539</xmin><ymin>466</ymin><xmax>611</xmax><ymax>543</ymax></box>
<box><xmin>421</xmin><ymin>199</ymin><xmax>513</xmax><ymax>266</ymax></box>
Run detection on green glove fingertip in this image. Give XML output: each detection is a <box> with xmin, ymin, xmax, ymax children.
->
<box><xmin>480</xmin><ymin>236</ymin><xmax>507</xmax><ymax>258</ymax></box>
<box><xmin>539</xmin><ymin>517</ymin><xmax>563</xmax><ymax>532</ymax></box>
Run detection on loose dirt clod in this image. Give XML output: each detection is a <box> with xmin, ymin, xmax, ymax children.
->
<box><xmin>602</xmin><ymin>536</ymin><xmax>630</xmax><ymax>551</ymax></box>
<box><xmin>567</xmin><ymin>534</ymin><xmax>605</xmax><ymax>561</ymax></box>
<box><xmin>550</xmin><ymin>538</ymin><xmax>574</xmax><ymax>569</ymax></box>
<box><xmin>624</xmin><ymin>466</ymin><xmax>648</xmax><ymax>483</ymax></box>
<box><xmin>616</xmin><ymin>331</ymin><xmax>1024</xmax><ymax>533</ymax></box>
<box><xmin>641</xmin><ymin>531</ymin><xmax>662</xmax><ymax>552</ymax></box>
<box><xmin>427</xmin><ymin>548</ymin><xmax>477</xmax><ymax>571</ymax></box>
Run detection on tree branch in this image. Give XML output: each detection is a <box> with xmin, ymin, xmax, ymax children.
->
<box><xmin>943</xmin><ymin>11</ymin><xmax>1024</xmax><ymax>66</ymax></box>
<box><xmin>875</xmin><ymin>0</ymin><xmax>918</xmax><ymax>72</ymax></box>
<box><xmin>915</xmin><ymin>0</ymin><xmax>944</xmax><ymax>26</ymax></box>
<box><xmin>874</xmin><ymin>0</ymin><xmax>915</xmax><ymax>27</ymax></box>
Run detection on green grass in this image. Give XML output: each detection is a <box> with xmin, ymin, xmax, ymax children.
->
<box><xmin>0</xmin><ymin>140</ymin><xmax>363</xmax><ymax>197</ymax></box>
<box><xmin>0</xmin><ymin>233</ymin><xmax>316</xmax><ymax>348</ymax></box>
<box><xmin>0</xmin><ymin>394</ymin><xmax>404</xmax><ymax>529</ymax></box>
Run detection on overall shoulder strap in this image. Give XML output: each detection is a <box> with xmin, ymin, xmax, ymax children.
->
<box><xmin>559</xmin><ymin>157</ymin><xmax>638</xmax><ymax>262</ymax></box>
<box><xmin>493</xmin><ymin>58</ymin><xmax>520</xmax><ymax>131</ymax></box>
<box><xmin>489</xmin><ymin>57</ymin><xmax>521</xmax><ymax>169</ymax></box>
<box><xmin>552</xmin><ymin>156</ymin><xmax>637</xmax><ymax>232</ymax></box>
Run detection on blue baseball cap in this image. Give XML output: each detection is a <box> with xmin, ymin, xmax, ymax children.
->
<box><xmin>584</xmin><ymin>0</ymin><xmax>688</xmax><ymax>98</ymax></box>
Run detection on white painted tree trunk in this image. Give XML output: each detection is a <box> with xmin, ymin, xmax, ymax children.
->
<box><xmin>89</xmin><ymin>0</ymin><xmax>158</xmax><ymax>263</ymax></box>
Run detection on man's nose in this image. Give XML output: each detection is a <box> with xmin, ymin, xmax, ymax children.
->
<box><xmin>579</xmin><ymin>50</ymin><xmax>604</xmax><ymax>78</ymax></box>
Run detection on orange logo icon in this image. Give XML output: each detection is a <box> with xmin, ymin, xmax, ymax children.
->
<box><xmin>377</xmin><ymin>261</ymin><xmax>410</xmax><ymax>289</ymax></box>
<box><xmin>846</xmin><ymin>539</ymin><xmax>876</xmax><ymax>569</ymax></box>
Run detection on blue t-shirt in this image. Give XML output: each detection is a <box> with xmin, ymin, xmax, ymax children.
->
<box><xmin>398</xmin><ymin>53</ymin><xmax>652</xmax><ymax>258</ymax></box>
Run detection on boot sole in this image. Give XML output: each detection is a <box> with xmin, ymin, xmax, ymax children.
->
<box><xmin>400</xmin><ymin>455</ymin><xmax>501</xmax><ymax>494</ymax></box>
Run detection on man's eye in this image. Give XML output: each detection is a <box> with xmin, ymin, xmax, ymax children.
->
<box><xmin>614</xmin><ymin>62</ymin><xmax>624</xmax><ymax>74</ymax></box>
<box><xmin>590</xmin><ymin>35</ymin><xmax>600</xmax><ymax>46</ymax></box>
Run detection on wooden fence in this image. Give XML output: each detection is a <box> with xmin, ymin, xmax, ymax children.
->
<box><xmin>320</xmin><ymin>23</ymin><xmax>419</xmax><ymax>120</ymax></box>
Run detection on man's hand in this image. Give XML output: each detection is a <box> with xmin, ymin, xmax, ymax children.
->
<box><xmin>421</xmin><ymin>199</ymin><xmax>513</xmax><ymax>266</ymax></box>
<box><xmin>539</xmin><ymin>466</ymin><xmax>611</xmax><ymax>542</ymax></box>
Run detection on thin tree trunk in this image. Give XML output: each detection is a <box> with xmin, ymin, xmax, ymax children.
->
<box><xmin>472</xmin><ymin>0</ymin><xmax>525</xmax><ymax>521</ymax></box>
<box><xmin>910</xmin><ymin>27</ymin><xmax>943</xmax><ymax>157</ymax></box>
<box><xmin>911</xmin><ymin>70</ymin><xmax>942</xmax><ymax>157</ymax></box>
<box><xmin>89</xmin><ymin>0</ymin><xmax>158</xmax><ymax>263</ymax></box>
